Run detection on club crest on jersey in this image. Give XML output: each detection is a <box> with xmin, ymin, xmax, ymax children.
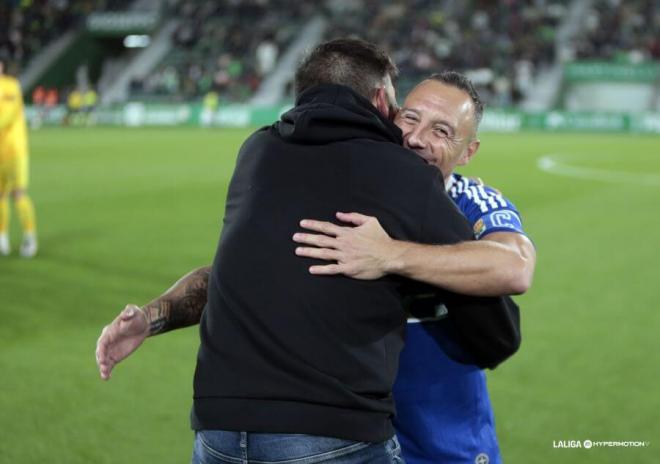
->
<box><xmin>475</xmin><ymin>453</ymin><xmax>489</xmax><ymax>464</ymax></box>
<box><xmin>473</xmin><ymin>218</ymin><xmax>486</xmax><ymax>238</ymax></box>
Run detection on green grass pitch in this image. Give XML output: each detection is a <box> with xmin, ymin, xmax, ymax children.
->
<box><xmin>1</xmin><ymin>127</ymin><xmax>658</xmax><ymax>463</ymax></box>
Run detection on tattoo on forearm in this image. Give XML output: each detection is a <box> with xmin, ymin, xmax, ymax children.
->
<box><xmin>146</xmin><ymin>301</ymin><xmax>169</xmax><ymax>335</ymax></box>
<box><xmin>142</xmin><ymin>266</ymin><xmax>211</xmax><ymax>336</ymax></box>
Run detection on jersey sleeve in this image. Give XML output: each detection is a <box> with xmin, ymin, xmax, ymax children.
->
<box><xmin>455</xmin><ymin>184</ymin><xmax>526</xmax><ymax>239</ymax></box>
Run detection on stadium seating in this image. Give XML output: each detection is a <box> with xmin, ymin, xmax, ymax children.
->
<box><xmin>323</xmin><ymin>0</ymin><xmax>564</xmax><ymax>107</ymax></box>
<box><xmin>0</xmin><ymin>0</ymin><xmax>132</xmax><ymax>71</ymax></box>
<box><xmin>3</xmin><ymin>0</ymin><xmax>658</xmax><ymax>108</ymax></box>
<box><xmin>574</xmin><ymin>0</ymin><xmax>659</xmax><ymax>62</ymax></box>
<box><xmin>130</xmin><ymin>0</ymin><xmax>316</xmax><ymax>102</ymax></box>
<box><xmin>137</xmin><ymin>0</ymin><xmax>567</xmax><ymax>107</ymax></box>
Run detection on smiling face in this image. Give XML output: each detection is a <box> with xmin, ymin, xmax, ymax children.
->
<box><xmin>395</xmin><ymin>79</ymin><xmax>480</xmax><ymax>181</ymax></box>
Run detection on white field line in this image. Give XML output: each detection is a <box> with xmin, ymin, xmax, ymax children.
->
<box><xmin>537</xmin><ymin>154</ymin><xmax>660</xmax><ymax>187</ymax></box>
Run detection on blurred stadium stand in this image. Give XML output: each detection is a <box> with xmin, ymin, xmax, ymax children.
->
<box><xmin>125</xmin><ymin>0</ymin><xmax>318</xmax><ymax>104</ymax></box>
<box><xmin>1</xmin><ymin>0</ymin><xmax>658</xmax><ymax>131</ymax></box>
<box><xmin>1</xmin><ymin>1</ymin><xmax>132</xmax><ymax>69</ymax></box>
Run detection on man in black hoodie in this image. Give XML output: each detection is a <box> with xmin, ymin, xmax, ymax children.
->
<box><xmin>97</xmin><ymin>39</ymin><xmax>516</xmax><ymax>463</ymax></box>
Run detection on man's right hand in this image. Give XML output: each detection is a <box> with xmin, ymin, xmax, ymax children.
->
<box><xmin>293</xmin><ymin>212</ymin><xmax>399</xmax><ymax>280</ymax></box>
<box><xmin>95</xmin><ymin>304</ymin><xmax>149</xmax><ymax>380</ymax></box>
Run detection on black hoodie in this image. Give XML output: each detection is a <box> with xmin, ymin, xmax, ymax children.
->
<box><xmin>192</xmin><ymin>84</ymin><xmax>503</xmax><ymax>442</ymax></box>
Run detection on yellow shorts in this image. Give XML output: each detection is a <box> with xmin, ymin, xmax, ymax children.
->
<box><xmin>0</xmin><ymin>154</ymin><xmax>29</xmax><ymax>193</ymax></box>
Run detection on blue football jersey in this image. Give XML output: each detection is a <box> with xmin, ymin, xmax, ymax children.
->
<box><xmin>447</xmin><ymin>174</ymin><xmax>525</xmax><ymax>240</ymax></box>
<box><xmin>393</xmin><ymin>173</ymin><xmax>527</xmax><ymax>464</ymax></box>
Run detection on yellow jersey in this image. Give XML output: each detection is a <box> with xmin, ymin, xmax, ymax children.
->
<box><xmin>0</xmin><ymin>75</ymin><xmax>28</xmax><ymax>162</ymax></box>
<box><xmin>67</xmin><ymin>90</ymin><xmax>83</xmax><ymax>111</ymax></box>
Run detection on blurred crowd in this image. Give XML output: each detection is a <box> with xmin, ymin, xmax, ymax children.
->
<box><xmin>323</xmin><ymin>0</ymin><xmax>564</xmax><ymax>107</ymax></box>
<box><xmin>3</xmin><ymin>0</ymin><xmax>659</xmax><ymax>108</ymax></box>
<box><xmin>575</xmin><ymin>0</ymin><xmax>660</xmax><ymax>62</ymax></box>
<box><xmin>137</xmin><ymin>0</ymin><xmax>567</xmax><ymax>107</ymax></box>
<box><xmin>0</xmin><ymin>0</ymin><xmax>131</xmax><ymax>70</ymax></box>
<box><xmin>130</xmin><ymin>0</ymin><xmax>317</xmax><ymax>102</ymax></box>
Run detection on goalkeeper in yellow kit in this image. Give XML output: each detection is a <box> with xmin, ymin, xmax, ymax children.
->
<box><xmin>0</xmin><ymin>58</ymin><xmax>37</xmax><ymax>257</ymax></box>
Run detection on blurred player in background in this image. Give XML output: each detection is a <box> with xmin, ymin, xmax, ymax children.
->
<box><xmin>293</xmin><ymin>72</ymin><xmax>536</xmax><ymax>464</ymax></box>
<box><xmin>82</xmin><ymin>87</ymin><xmax>98</xmax><ymax>126</ymax></box>
<box><xmin>0</xmin><ymin>58</ymin><xmax>38</xmax><ymax>258</ymax></box>
<box><xmin>66</xmin><ymin>87</ymin><xmax>83</xmax><ymax>126</ymax></box>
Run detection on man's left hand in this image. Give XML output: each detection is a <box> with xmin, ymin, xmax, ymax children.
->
<box><xmin>293</xmin><ymin>212</ymin><xmax>395</xmax><ymax>280</ymax></box>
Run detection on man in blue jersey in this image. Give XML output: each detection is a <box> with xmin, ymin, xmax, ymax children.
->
<box><xmin>293</xmin><ymin>71</ymin><xmax>536</xmax><ymax>464</ymax></box>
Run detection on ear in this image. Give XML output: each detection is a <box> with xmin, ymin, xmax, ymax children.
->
<box><xmin>373</xmin><ymin>87</ymin><xmax>391</xmax><ymax>119</ymax></box>
<box><xmin>458</xmin><ymin>139</ymin><xmax>480</xmax><ymax>166</ymax></box>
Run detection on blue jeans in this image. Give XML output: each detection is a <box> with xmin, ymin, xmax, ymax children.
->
<box><xmin>192</xmin><ymin>430</ymin><xmax>405</xmax><ymax>464</ymax></box>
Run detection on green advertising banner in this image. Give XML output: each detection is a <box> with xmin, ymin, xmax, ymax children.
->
<box><xmin>86</xmin><ymin>12</ymin><xmax>160</xmax><ymax>36</ymax></box>
<box><xmin>209</xmin><ymin>104</ymin><xmax>293</xmax><ymax>127</ymax></box>
<box><xmin>25</xmin><ymin>104</ymin><xmax>660</xmax><ymax>134</ymax></box>
<box><xmin>479</xmin><ymin>110</ymin><xmax>523</xmax><ymax>132</ymax></box>
<box><xmin>564</xmin><ymin>62</ymin><xmax>660</xmax><ymax>82</ymax></box>
<box><xmin>528</xmin><ymin>111</ymin><xmax>628</xmax><ymax>131</ymax></box>
<box><xmin>629</xmin><ymin>113</ymin><xmax>660</xmax><ymax>133</ymax></box>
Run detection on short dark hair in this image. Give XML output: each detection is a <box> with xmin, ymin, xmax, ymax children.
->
<box><xmin>427</xmin><ymin>71</ymin><xmax>484</xmax><ymax>129</ymax></box>
<box><xmin>295</xmin><ymin>38</ymin><xmax>398</xmax><ymax>100</ymax></box>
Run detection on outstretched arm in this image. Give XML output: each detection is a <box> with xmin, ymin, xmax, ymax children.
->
<box><xmin>140</xmin><ymin>265</ymin><xmax>212</xmax><ymax>335</ymax></box>
<box><xmin>293</xmin><ymin>212</ymin><xmax>535</xmax><ymax>296</ymax></box>
<box><xmin>95</xmin><ymin>266</ymin><xmax>211</xmax><ymax>380</ymax></box>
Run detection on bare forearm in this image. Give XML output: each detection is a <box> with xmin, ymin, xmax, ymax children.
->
<box><xmin>141</xmin><ymin>266</ymin><xmax>211</xmax><ymax>336</ymax></box>
<box><xmin>386</xmin><ymin>237</ymin><xmax>534</xmax><ymax>296</ymax></box>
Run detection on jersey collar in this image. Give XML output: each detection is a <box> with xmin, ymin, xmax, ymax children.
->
<box><xmin>445</xmin><ymin>173</ymin><xmax>457</xmax><ymax>192</ymax></box>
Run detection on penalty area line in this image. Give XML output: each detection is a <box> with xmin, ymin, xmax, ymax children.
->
<box><xmin>537</xmin><ymin>154</ymin><xmax>660</xmax><ymax>187</ymax></box>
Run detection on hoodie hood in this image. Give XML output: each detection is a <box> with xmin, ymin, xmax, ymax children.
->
<box><xmin>276</xmin><ymin>84</ymin><xmax>403</xmax><ymax>146</ymax></box>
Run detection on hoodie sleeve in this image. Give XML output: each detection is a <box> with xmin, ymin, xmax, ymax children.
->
<box><xmin>419</xmin><ymin>173</ymin><xmax>474</xmax><ymax>245</ymax></box>
<box><xmin>415</xmin><ymin>174</ymin><xmax>522</xmax><ymax>369</ymax></box>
